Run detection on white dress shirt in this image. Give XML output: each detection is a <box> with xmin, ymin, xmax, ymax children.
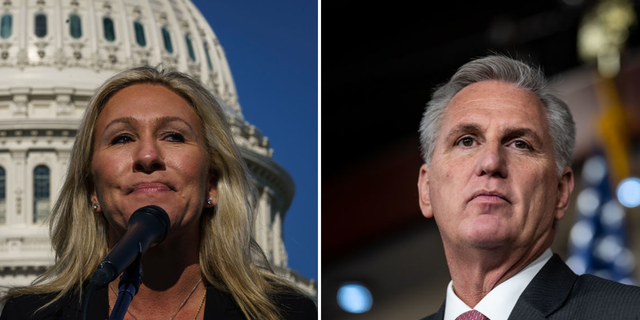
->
<box><xmin>443</xmin><ymin>249</ymin><xmax>552</xmax><ymax>320</ymax></box>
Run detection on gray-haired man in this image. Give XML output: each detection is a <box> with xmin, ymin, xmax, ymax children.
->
<box><xmin>418</xmin><ymin>55</ymin><xmax>640</xmax><ymax>320</ymax></box>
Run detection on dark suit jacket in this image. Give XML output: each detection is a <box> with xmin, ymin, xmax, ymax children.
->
<box><xmin>0</xmin><ymin>285</ymin><xmax>317</xmax><ymax>320</ymax></box>
<box><xmin>422</xmin><ymin>254</ymin><xmax>640</xmax><ymax>320</ymax></box>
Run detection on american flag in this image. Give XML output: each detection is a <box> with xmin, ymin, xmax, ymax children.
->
<box><xmin>566</xmin><ymin>154</ymin><xmax>636</xmax><ymax>285</ymax></box>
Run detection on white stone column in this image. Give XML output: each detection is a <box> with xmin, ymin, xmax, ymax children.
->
<box><xmin>10</xmin><ymin>150</ymin><xmax>26</xmax><ymax>225</ymax></box>
<box><xmin>115</xmin><ymin>0</ymin><xmax>132</xmax><ymax>66</ymax></box>
<box><xmin>272</xmin><ymin>209</ymin><xmax>285</xmax><ymax>267</ymax></box>
<box><xmin>140</xmin><ymin>0</ymin><xmax>161</xmax><ymax>64</ymax></box>
<box><xmin>256</xmin><ymin>186</ymin><xmax>272</xmax><ymax>262</ymax></box>
<box><xmin>54</xmin><ymin>0</ymin><xmax>63</xmax><ymax>49</ymax></box>
<box><xmin>17</xmin><ymin>0</ymin><xmax>25</xmax><ymax>49</ymax></box>
<box><xmin>87</xmin><ymin>0</ymin><xmax>99</xmax><ymax>67</ymax></box>
<box><xmin>161</xmin><ymin>0</ymin><xmax>188</xmax><ymax>71</ymax></box>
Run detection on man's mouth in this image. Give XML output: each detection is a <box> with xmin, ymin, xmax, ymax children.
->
<box><xmin>469</xmin><ymin>190</ymin><xmax>511</xmax><ymax>204</ymax></box>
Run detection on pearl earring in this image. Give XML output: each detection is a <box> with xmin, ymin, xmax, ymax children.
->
<box><xmin>92</xmin><ymin>203</ymin><xmax>100</xmax><ymax>211</ymax></box>
<box><xmin>206</xmin><ymin>198</ymin><xmax>213</xmax><ymax>205</ymax></box>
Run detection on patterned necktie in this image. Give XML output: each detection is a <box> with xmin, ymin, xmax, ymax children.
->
<box><xmin>455</xmin><ymin>310</ymin><xmax>490</xmax><ymax>320</ymax></box>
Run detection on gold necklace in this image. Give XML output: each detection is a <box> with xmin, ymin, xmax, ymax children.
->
<box><xmin>108</xmin><ymin>277</ymin><xmax>205</xmax><ymax>320</ymax></box>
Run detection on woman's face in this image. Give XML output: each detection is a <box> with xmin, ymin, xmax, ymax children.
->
<box><xmin>90</xmin><ymin>84</ymin><xmax>217</xmax><ymax>241</ymax></box>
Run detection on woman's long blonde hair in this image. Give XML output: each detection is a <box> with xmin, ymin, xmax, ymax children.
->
<box><xmin>2</xmin><ymin>66</ymin><xmax>300</xmax><ymax>319</ymax></box>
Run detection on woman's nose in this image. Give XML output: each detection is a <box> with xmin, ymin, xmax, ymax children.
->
<box><xmin>133</xmin><ymin>138</ymin><xmax>165</xmax><ymax>173</ymax></box>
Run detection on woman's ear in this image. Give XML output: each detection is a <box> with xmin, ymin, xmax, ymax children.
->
<box><xmin>205</xmin><ymin>175</ymin><xmax>218</xmax><ymax>208</ymax></box>
<box><xmin>89</xmin><ymin>185</ymin><xmax>102</xmax><ymax>213</ymax></box>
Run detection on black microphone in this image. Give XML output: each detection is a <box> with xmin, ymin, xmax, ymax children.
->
<box><xmin>88</xmin><ymin>205</ymin><xmax>170</xmax><ymax>289</ymax></box>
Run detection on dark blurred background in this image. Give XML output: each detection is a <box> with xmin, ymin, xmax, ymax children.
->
<box><xmin>322</xmin><ymin>0</ymin><xmax>640</xmax><ymax>318</ymax></box>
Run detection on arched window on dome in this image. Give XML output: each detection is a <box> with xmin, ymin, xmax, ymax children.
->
<box><xmin>162</xmin><ymin>27</ymin><xmax>173</xmax><ymax>53</ymax></box>
<box><xmin>103</xmin><ymin>17</ymin><xmax>115</xmax><ymax>42</ymax></box>
<box><xmin>35</xmin><ymin>14</ymin><xmax>47</xmax><ymax>38</ymax></box>
<box><xmin>1</xmin><ymin>14</ymin><xmax>12</xmax><ymax>39</ymax></box>
<box><xmin>185</xmin><ymin>34</ymin><xmax>195</xmax><ymax>62</ymax></box>
<box><xmin>33</xmin><ymin>165</ymin><xmax>50</xmax><ymax>223</ymax></box>
<box><xmin>0</xmin><ymin>166</ymin><xmax>5</xmax><ymax>224</ymax></box>
<box><xmin>204</xmin><ymin>42</ymin><xmax>213</xmax><ymax>71</ymax></box>
<box><xmin>134</xmin><ymin>21</ymin><xmax>146</xmax><ymax>47</ymax></box>
<box><xmin>69</xmin><ymin>14</ymin><xmax>82</xmax><ymax>39</ymax></box>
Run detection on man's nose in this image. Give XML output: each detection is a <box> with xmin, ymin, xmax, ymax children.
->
<box><xmin>474</xmin><ymin>142</ymin><xmax>508</xmax><ymax>178</ymax></box>
<box><xmin>133</xmin><ymin>137</ymin><xmax>165</xmax><ymax>173</ymax></box>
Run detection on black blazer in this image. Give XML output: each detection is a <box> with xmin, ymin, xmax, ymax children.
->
<box><xmin>0</xmin><ymin>285</ymin><xmax>317</xmax><ymax>320</ymax></box>
<box><xmin>423</xmin><ymin>254</ymin><xmax>640</xmax><ymax>320</ymax></box>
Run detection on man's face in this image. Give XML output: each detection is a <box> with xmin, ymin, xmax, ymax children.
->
<box><xmin>418</xmin><ymin>80</ymin><xmax>573</xmax><ymax>251</ymax></box>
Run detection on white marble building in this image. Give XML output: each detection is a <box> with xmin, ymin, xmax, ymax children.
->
<box><xmin>0</xmin><ymin>0</ymin><xmax>315</xmax><ymax>298</ymax></box>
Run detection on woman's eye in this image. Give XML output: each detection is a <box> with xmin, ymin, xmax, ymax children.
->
<box><xmin>457</xmin><ymin>137</ymin><xmax>475</xmax><ymax>147</ymax></box>
<box><xmin>111</xmin><ymin>134</ymin><xmax>133</xmax><ymax>145</ymax></box>
<box><xmin>164</xmin><ymin>132</ymin><xmax>185</xmax><ymax>143</ymax></box>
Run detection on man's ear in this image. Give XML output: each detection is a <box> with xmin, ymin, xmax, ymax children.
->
<box><xmin>554</xmin><ymin>166</ymin><xmax>574</xmax><ymax>221</ymax></box>
<box><xmin>418</xmin><ymin>164</ymin><xmax>433</xmax><ymax>219</ymax></box>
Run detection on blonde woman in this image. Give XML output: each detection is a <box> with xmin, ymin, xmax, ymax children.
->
<box><xmin>0</xmin><ymin>67</ymin><xmax>316</xmax><ymax>320</ymax></box>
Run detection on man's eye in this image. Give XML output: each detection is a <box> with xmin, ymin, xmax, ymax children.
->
<box><xmin>111</xmin><ymin>134</ymin><xmax>133</xmax><ymax>145</ymax></box>
<box><xmin>513</xmin><ymin>140</ymin><xmax>531</xmax><ymax>149</ymax></box>
<box><xmin>457</xmin><ymin>137</ymin><xmax>475</xmax><ymax>147</ymax></box>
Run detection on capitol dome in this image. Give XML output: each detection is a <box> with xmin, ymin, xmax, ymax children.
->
<box><xmin>0</xmin><ymin>0</ymin><xmax>314</xmax><ymax>298</ymax></box>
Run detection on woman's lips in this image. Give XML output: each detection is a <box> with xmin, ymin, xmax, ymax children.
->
<box><xmin>129</xmin><ymin>182</ymin><xmax>172</xmax><ymax>194</ymax></box>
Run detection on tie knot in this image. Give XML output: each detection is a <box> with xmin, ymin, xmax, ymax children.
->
<box><xmin>455</xmin><ymin>310</ymin><xmax>490</xmax><ymax>320</ymax></box>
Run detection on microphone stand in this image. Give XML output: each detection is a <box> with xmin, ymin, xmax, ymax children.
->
<box><xmin>82</xmin><ymin>206</ymin><xmax>169</xmax><ymax>320</ymax></box>
<box><xmin>109</xmin><ymin>255</ymin><xmax>143</xmax><ymax>320</ymax></box>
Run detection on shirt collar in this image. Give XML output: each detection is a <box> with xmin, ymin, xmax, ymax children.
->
<box><xmin>444</xmin><ymin>249</ymin><xmax>552</xmax><ymax>320</ymax></box>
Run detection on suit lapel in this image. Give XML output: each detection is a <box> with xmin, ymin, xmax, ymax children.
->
<box><xmin>435</xmin><ymin>301</ymin><xmax>446</xmax><ymax>320</ymax></box>
<box><xmin>508</xmin><ymin>254</ymin><xmax>577</xmax><ymax>320</ymax></box>
<box><xmin>422</xmin><ymin>300</ymin><xmax>445</xmax><ymax>320</ymax></box>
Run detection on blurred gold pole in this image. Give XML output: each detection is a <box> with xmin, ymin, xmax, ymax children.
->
<box><xmin>593</xmin><ymin>76</ymin><xmax>630</xmax><ymax>184</ymax></box>
<box><xmin>578</xmin><ymin>0</ymin><xmax>636</xmax><ymax>184</ymax></box>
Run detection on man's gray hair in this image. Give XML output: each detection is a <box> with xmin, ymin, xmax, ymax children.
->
<box><xmin>418</xmin><ymin>55</ymin><xmax>575</xmax><ymax>176</ymax></box>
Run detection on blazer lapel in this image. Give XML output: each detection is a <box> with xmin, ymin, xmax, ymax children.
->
<box><xmin>62</xmin><ymin>286</ymin><xmax>109</xmax><ymax>320</ymax></box>
<box><xmin>203</xmin><ymin>286</ymin><xmax>244</xmax><ymax>320</ymax></box>
<box><xmin>508</xmin><ymin>254</ymin><xmax>577</xmax><ymax>320</ymax></box>
<box><xmin>58</xmin><ymin>285</ymin><xmax>239</xmax><ymax>319</ymax></box>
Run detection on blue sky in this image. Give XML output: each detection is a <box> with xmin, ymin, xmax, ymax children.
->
<box><xmin>191</xmin><ymin>1</ymin><xmax>318</xmax><ymax>281</ymax></box>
